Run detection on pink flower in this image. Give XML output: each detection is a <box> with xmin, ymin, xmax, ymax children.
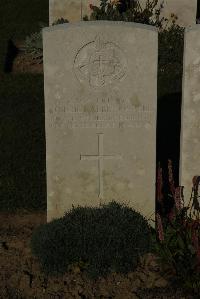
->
<box><xmin>184</xmin><ymin>219</ymin><xmax>200</xmax><ymax>270</ymax></box>
<box><xmin>156</xmin><ymin>213</ymin><xmax>164</xmax><ymax>242</ymax></box>
<box><xmin>174</xmin><ymin>186</ymin><xmax>183</xmax><ymax>211</ymax></box>
<box><xmin>168</xmin><ymin>209</ymin><xmax>175</xmax><ymax>222</ymax></box>
<box><xmin>168</xmin><ymin>159</ymin><xmax>175</xmax><ymax>197</ymax></box>
<box><xmin>192</xmin><ymin>220</ymin><xmax>200</xmax><ymax>230</ymax></box>
<box><xmin>191</xmin><ymin>229</ymin><xmax>200</xmax><ymax>269</ymax></box>
<box><xmin>183</xmin><ymin>219</ymin><xmax>200</xmax><ymax>232</ymax></box>
<box><xmin>156</xmin><ymin>164</ymin><xmax>163</xmax><ymax>203</ymax></box>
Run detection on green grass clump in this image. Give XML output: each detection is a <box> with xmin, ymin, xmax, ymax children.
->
<box><xmin>31</xmin><ymin>201</ymin><xmax>153</xmax><ymax>280</ymax></box>
<box><xmin>24</xmin><ymin>31</ymin><xmax>43</xmax><ymax>64</ymax></box>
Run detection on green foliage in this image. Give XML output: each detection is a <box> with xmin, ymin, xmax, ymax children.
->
<box><xmin>24</xmin><ymin>18</ymin><xmax>69</xmax><ymax>64</ymax></box>
<box><xmin>52</xmin><ymin>18</ymin><xmax>69</xmax><ymax>25</ymax></box>
<box><xmin>24</xmin><ymin>31</ymin><xmax>43</xmax><ymax>63</ymax></box>
<box><xmin>89</xmin><ymin>0</ymin><xmax>164</xmax><ymax>26</ymax></box>
<box><xmin>83</xmin><ymin>15</ymin><xmax>89</xmax><ymax>21</ymax></box>
<box><xmin>24</xmin><ymin>22</ymin><xmax>46</xmax><ymax>64</ymax></box>
<box><xmin>153</xmin><ymin>216</ymin><xmax>200</xmax><ymax>293</ymax></box>
<box><xmin>24</xmin><ymin>22</ymin><xmax>47</xmax><ymax>63</ymax></box>
<box><xmin>31</xmin><ymin>201</ymin><xmax>153</xmax><ymax>280</ymax></box>
<box><xmin>153</xmin><ymin>162</ymin><xmax>200</xmax><ymax>294</ymax></box>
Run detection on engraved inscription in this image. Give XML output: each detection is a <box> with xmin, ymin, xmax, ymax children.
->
<box><xmin>49</xmin><ymin>98</ymin><xmax>154</xmax><ymax>129</ymax></box>
<box><xmin>80</xmin><ymin>133</ymin><xmax>122</xmax><ymax>199</ymax></box>
<box><xmin>74</xmin><ymin>34</ymin><xmax>127</xmax><ymax>88</ymax></box>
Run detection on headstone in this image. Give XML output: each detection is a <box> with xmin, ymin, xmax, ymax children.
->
<box><xmin>180</xmin><ymin>25</ymin><xmax>200</xmax><ymax>205</ymax></box>
<box><xmin>49</xmin><ymin>0</ymin><xmax>99</xmax><ymax>24</ymax></box>
<box><xmin>43</xmin><ymin>21</ymin><xmax>157</xmax><ymax>226</ymax></box>
<box><xmin>49</xmin><ymin>0</ymin><xmax>197</xmax><ymax>27</ymax></box>
<box><xmin>139</xmin><ymin>0</ymin><xmax>197</xmax><ymax>28</ymax></box>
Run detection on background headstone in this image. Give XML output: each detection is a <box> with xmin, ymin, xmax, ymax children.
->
<box><xmin>180</xmin><ymin>25</ymin><xmax>200</xmax><ymax>205</ymax></box>
<box><xmin>49</xmin><ymin>0</ymin><xmax>99</xmax><ymax>24</ymax></box>
<box><xmin>139</xmin><ymin>0</ymin><xmax>197</xmax><ymax>28</ymax></box>
<box><xmin>49</xmin><ymin>0</ymin><xmax>197</xmax><ymax>27</ymax></box>
<box><xmin>43</xmin><ymin>21</ymin><xmax>157</xmax><ymax>226</ymax></box>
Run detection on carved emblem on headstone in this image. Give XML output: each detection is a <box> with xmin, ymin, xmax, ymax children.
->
<box><xmin>74</xmin><ymin>34</ymin><xmax>127</xmax><ymax>88</ymax></box>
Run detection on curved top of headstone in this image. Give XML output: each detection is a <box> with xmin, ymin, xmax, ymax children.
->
<box><xmin>43</xmin><ymin>21</ymin><xmax>158</xmax><ymax>33</ymax></box>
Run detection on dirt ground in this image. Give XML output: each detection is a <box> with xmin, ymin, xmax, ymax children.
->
<box><xmin>0</xmin><ymin>211</ymin><xmax>196</xmax><ymax>299</ymax></box>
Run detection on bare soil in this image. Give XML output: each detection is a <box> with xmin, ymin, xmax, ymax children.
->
<box><xmin>0</xmin><ymin>211</ymin><xmax>195</xmax><ymax>299</ymax></box>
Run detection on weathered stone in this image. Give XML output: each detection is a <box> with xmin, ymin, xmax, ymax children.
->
<box><xmin>180</xmin><ymin>25</ymin><xmax>200</xmax><ymax>206</ymax></box>
<box><xmin>49</xmin><ymin>0</ymin><xmax>99</xmax><ymax>24</ymax></box>
<box><xmin>136</xmin><ymin>0</ymin><xmax>197</xmax><ymax>28</ymax></box>
<box><xmin>43</xmin><ymin>21</ymin><xmax>157</xmax><ymax>226</ymax></box>
<box><xmin>49</xmin><ymin>0</ymin><xmax>197</xmax><ymax>28</ymax></box>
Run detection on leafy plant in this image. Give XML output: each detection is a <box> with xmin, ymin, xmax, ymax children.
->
<box><xmin>152</xmin><ymin>160</ymin><xmax>200</xmax><ymax>294</ymax></box>
<box><xmin>52</xmin><ymin>18</ymin><xmax>69</xmax><ymax>25</ymax></box>
<box><xmin>24</xmin><ymin>31</ymin><xmax>43</xmax><ymax>64</ymax></box>
<box><xmin>23</xmin><ymin>18</ymin><xmax>69</xmax><ymax>64</ymax></box>
<box><xmin>31</xmin><ymin>200</ymin><xmax>153</xmax><ymax>280</ymax></box>
<box><xmin>88</xmin><ymin>0</ymin><xmax>166</xmax><ymax>28</ymax></box>
<box><xmin>23</xmin><ymin>22</ymin><xmax>47</xmax><ymax>64</ymax></box>
<box><xmin>83</xmin><ymin>15</ymin><xmax>89</xmax><ymax>21</ymax></box>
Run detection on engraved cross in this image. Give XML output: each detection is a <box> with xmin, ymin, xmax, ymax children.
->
<box><xmin>80</xmin><ymin>133</ymin><xmax>122</xmax><ymax>199</ymax></box>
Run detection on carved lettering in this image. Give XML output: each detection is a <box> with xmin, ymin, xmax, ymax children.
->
<box><xmin>48</xmin><ymin>97</ymin><xmax>154</xmax><ymax>129</ymax></box>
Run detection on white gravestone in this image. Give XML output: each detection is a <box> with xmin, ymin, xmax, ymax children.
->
<box><xmin>140</xmin><ymin>0</ymin><xmax>197</xmax><ymax>28</ymax></box>
<box><xmin>49</xmin><ymin>0</ymin><xmax>197</xmax><ymax>28</ymax></box>
<box><xmin>180</xmin><ymin>25</ymin><xmax>200</xmax><ymax>205</ymax></box>
<box><xmin>49</xmin><ymin>0</ymin><xmax>99</xmax><ymax>24</ymax></box>
<box><xmin>43</xmin><ymin>21</ymin><xmax>157</xmax><ymax>226</ymax></box>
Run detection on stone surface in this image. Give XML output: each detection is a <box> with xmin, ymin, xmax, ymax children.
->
<box><xmin>180</xmin><ymin>25</ymin><xmax>200</xmax><ymax>206</ymax></box>
<box><xmin>49</xmin><ymin>0</ymin><xmax>197</xmax><ymax>27</ymax></box>
<box><xmin>140</xmin><ymin>0</ymin><xmax>197</xmax><ymax>28</ymax></box>
<box><xmin>43</xmin><ymin>21</ymin><xmax>157</xmax><ymax>226</ymax></box>
<box><xmin>49</xmin><ymin>0</ymin><xmax>99</xmax><ymax>24</ymax></box>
